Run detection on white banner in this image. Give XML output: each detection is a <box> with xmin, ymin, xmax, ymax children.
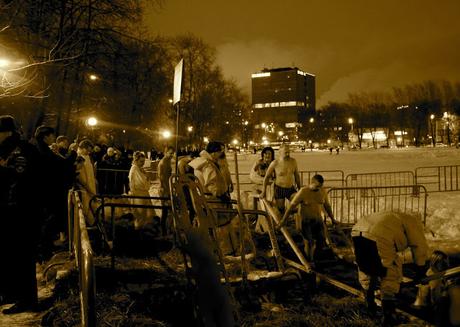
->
<box><xmin>173</xmin><ymin>59</ymin><xmax>183</xmax><ymax>105</ymax></box>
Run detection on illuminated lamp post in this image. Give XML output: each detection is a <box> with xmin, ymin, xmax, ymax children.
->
<box><xmin>161</xmin><ymin>129</ymin><xmax>172</xmax><ymax>148</ymax></box>
<box><xmin>187</xmin><ymin>126</ymin><xmax>193</xmax><ymax>150</ymax></box>
<box><xmin>443</xmin><ymin>112</ymin><xmax>451</xmax><ymax>145</ymax></box>
<box><xmin>430</xmin><ymin>114</ymin><xmax>436</xmax><ymax>147</ymax></box>
<box><xmin>348</xmin><ymin>117</ymin><xmax>354</xmax><ymax>146</ymax></box>
<box><xmin>86</xmin><ymin>116</ymin><xmax>98</xmax><ymax>140</ymax></box>
<box><xmin>89</xmin><ymin>74</ymin><xmax>98</xmax><ymax>81</ymax></box>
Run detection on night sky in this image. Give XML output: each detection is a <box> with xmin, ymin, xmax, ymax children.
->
<box><xmin>145</xmin><ymin>0</ymin><xmax>460</xmax><ymax>107</ymax></box>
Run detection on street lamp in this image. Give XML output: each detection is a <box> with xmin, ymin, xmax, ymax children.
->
<box><xmin>88</xmin><ymin>74</ymin><xmax>98</xmax><ymax>81</ymax></box>
<box><xmin>430</xmin><ymin>114</ymin><xmax>436</xmax><ymax>146</ymax></box>
<box><xmin>443</xmin><ymin>112</ymin><xmax>451</xmax><ymax>145</ymax></box>
<box><xmin>162</xmin><ymin>130</ymin><xmax>172</xmax><ymax>139</ymax></box>
<box><xmin>348</xmin><ymin>117</ymin><xmax>354</xmax><ymax>146</ymax></box>
<box><xmin>0</xmin><ymin>58</ymin><xmax>11</xmax><ymax>68</ymax></box>
<box><xmin>86</xmin><ymin>117</ymin><xmax>98</xmax><ymax>140</ymax></box>
<box><xmin>348</xmin><ymin>117</ymin><xmax>354</xmax><ymax>129</ymax></box>
<box><xmin>86</xmin><ymin>117</ymin><xmax>98</xmax><ymax>127</ymax></box>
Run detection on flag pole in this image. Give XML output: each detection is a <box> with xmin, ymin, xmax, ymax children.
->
<box><xmin>174</xmin><ymin>102</ymin><xmax>180</xmax><ymax>174</ymax></box>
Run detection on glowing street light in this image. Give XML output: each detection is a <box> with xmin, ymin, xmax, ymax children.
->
<box><xmin>278</xmin><ymin>131</ymin><xmax>284</xmax><ymax>136</ymax></box>
<box><xmin>232</xmin><ymin>139</ymin><xmax>239</xmax><ymax>145</ymax></box>
<box><xmin>430</xmin><ymin>114</ymin><xmax>436</xmax><ymax>146</ymax></box>
<box><xmin>86</xmin><ymin>117</ymin><xmax>98</xmax><ymax>127</ymax></box>
<box><xmin>162</xmin><ymin>130</ymin><xmax>172</xmax><ymax>139</ymax></box>
<box><xmin>261</xmin><ymin>123</ymin><xmax>267</xmax><ymax>129</ymax></box>
<box><xmin>187</xmin><ymin>126</ymin><xmax>193</xmax><ymax>132</ymax></box>
<box><xmin>0</xmin><ymin>58</ymin><xmax>11</xmax><ymax>68</ymax></box>
<box><xmin>203</xmin><ymin>137</ymin><xmax>209</xmax><ymax>144</ymax></box>
<box><xmin>309</xmin><ymin>117</ymin><xmax>314</xmax><ymax>123</ymax></box>
<box><xmin>89</xmin><ymin>74</ymin><xmax>98</xmax><ymax>81</ymax></box>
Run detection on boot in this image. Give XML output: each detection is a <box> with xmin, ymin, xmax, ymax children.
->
<box><xmin>365</xmin><ymin>289</ymin><xmax>377</xmax><ymax>316</ymax></box>
<box><xmin>382</xmin><ymin>299</ymin><xmax>398</xmax><ymax>327</ymax></box>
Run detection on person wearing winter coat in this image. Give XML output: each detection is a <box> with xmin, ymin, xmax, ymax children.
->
<box><xmin>351</xmin><ymin>210</ymin><xmax>429</xmax><ymax>325</ymax></box>
<box><xmin>188</xmin><ymin>141</ymin><xmax>229</xmax><ymax>201</ymax></box>
<box><xmin>76</xmin><ymin>139</ymin><xmax>97</xmax><ymax>225</ymax></box>
<box><xmin>128</xmin><ymin>151</ymin><xmax>154</xmax><ymax>229</ymax></box>
<box><xmin>188</xmin><ymin>141</ymin><xmax>238</xmax><ymax>255</ymax></box>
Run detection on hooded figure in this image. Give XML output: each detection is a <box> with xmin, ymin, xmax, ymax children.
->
<box><xmin>188</xmin><ymin>141</ymin><xmax>228</xmax><ymax>200</ymax></box>
<box><xmin>188</xmin><ymin>142</ymin><xmax>238</xmax><ymax>255</ymax></box>
<box><xmin>351</xmin><ymin>211</ymin><xmax>429</xmax><ymax>325</ymax></box>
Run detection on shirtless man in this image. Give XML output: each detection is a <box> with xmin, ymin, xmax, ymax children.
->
<box><xmin>260</xmin><ymin>143</ymin><xmax>301</xmax><ymax>214</ymax></box>
<box><xmin>279</xmin><ymin>174</ymin><xmax>337</xmax><ymax>262</ymax></box>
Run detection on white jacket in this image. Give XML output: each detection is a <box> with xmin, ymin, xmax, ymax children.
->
<box><xmin>352</xmin><ymin>211</ymin><xmax>429</xmax><ymax>267</ymax></box>
<box><xmin>188</xmin><ymin>150</ymin><xmax>227</xmax><ymax>198</ymax></box>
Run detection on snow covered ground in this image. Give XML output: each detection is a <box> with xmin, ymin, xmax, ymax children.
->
<box><xmin>226</xmin><ymin>147</ymin><xmax>460</xmax><ymax>256</ymax></box>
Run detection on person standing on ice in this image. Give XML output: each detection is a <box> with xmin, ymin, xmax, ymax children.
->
<box><xmin>278</xmin><ymin>174</ymin><xmax>338</xmax><ymax>264</ymax></box>
<box><xmin>351</xmin><ymin>211</ymin><xmax>429</xmax><ymax>326</ymax></box>
<box><xmin>260</xmin><ymin>143</ymin><xmax>301</xmax><ymax>214</ymax></box>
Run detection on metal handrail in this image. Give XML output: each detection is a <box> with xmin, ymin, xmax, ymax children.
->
<box><xmin>70</xmin><ymin>191</ymin><xmax>96</xmax><ymax>327</ymax></box>
<box><xmin>90</xmin><ymin>194</ymin><xmax>172</xmax><ymax>269</ymax></box>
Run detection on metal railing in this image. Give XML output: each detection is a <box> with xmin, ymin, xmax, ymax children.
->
<box><xmin>345</xmin><ymin>171</ymin><xmax>415</xmax><ymax>188</ymax></box>
<box><xmin>300</xmin><ymin>170</ymin><xmax>345</xmax><ymax>188</ymax></box>
<box><xmin>327</xmin><ymin>185</ymin><xmax>428</xmax><ymax>225</ymax></box>
<box><xmin>415</xmin><ymin>165</ymin><xmax>460</xmax><ymax>192</ymax></box>
<box><xmin>68</xmin><ymin>190</ymin><xmax>96</xmax><ymax>327</ymax></box>
<box><xmin>91</xmin><ymin>194</ymin><xmax>170</xmax><ymax>269</ymax></box>
<box><xmin>231</xmin><ymin>170</ymin><xmax>345</xmax><ymax>189</ymax></box>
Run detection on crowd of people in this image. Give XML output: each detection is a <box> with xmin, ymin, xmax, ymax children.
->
<box><xmin>1</xmin><ymin>114</ymin><xmax>458</xmax><ymax>325</ymax></box>
<box><xmin>0</xmin><ymin>114</ymin><xmax>171</xmax><ymax>314</ymax></box>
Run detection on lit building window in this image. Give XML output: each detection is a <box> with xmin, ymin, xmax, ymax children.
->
<box><xmin>297</xmin><ymin>70</ymin><xmax>316</xmax><ymax>77</ymax></box>
<box><xmin>251</xmin><ymin>72</ymin><xmax>271</xmax><ymax>78</ymax></box>
<box><xmin>280</xmin><ymin>101</ymin><xmax>297</xmax><ymax>107</ymax></box>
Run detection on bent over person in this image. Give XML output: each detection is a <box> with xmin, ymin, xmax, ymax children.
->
<box><xmin>351</xmin><ymin>211</ymin><xmax>429</xmax><ymax>326</ymax></box>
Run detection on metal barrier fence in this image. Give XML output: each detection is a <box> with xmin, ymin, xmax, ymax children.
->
<box><xmin>300</xmin><ymin>170</ymin><xmax>345</xmax><ymax>188</ymax></box>
<box><xmin>327</xmin><ymin>185</ymin><xmax>427</xmax><ymax>225</ymax></box>
<box><xmin>415</xmin><ymin>165</ymin><xmax>460</xmax><ymax>192</ymax></box>
<box><xmin>91</xmin><ymin>194</ymin><xmax>170</xmax><ymax>269</ymax></box>
<box><xmin>345</xmin><ymin>171</ymin><xmax>415</xmax><ymax>188</ymax></box>
<box><xmin>231</xmin><ymin>170</ymin><xmax>345</xmax><ymax>189</ymax></box>
<box><xmin>68</xmin><ymin>191</ymin><xmax>96</xmax><ymax>327</ymax></box>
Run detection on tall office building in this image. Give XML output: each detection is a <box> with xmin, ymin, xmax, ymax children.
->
<box><xmin>251</xmin><ymin>67</ymin><xmax>315</xmax><ymax>141</ymax></box>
